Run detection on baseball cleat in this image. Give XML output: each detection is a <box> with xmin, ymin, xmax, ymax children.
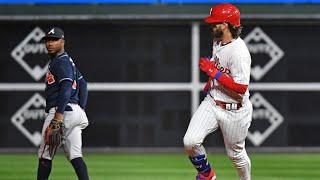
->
<box><xmin>196</xmin><ymin>169</ymin><xmax>216</xmax><ymax>180</ymax></box>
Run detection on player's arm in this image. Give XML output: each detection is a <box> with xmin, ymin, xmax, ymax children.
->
<box><xmin>199</xmin><ymin>57</ymin><xmax>248</xmax><ymax>94</ymax></box>
<box><xmin>78</xmin><ymin>74</ymin><xmax>88</xmax><ymax>110</ymax></box>
<box><xmin>54</xmin><ymin>81</ymin><xmax>73</xmax><ymax>121</ymax></box>
<box><xmin>53</xmin><ymin>60</ymin><xmax>74</xmax><ymax>121</ymax></box>
<box><xmin>215</xmin><ymin>73</ymin><xmax>247</xmax><ymax>94</ymax></box>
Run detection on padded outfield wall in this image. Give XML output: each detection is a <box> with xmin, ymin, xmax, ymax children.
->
<box><xmin>1</xmin><ymin>4</ymin><xmax>320</xmax><ymax>149</ymax></box>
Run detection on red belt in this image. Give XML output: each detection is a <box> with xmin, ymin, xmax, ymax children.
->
<box><xmin>214</xmin><ymin>100</ymin><xmax>242</xmax><ymax>110</ymax></box>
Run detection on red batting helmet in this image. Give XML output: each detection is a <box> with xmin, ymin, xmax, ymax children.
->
<box><xmin>204</xmin><ymin>3</ymin><xmax>241</xmax><ymax>27</ymax></box>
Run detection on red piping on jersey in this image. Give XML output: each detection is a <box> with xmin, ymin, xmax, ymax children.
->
<box><xmin>216</xmin><ymin>73</ymin><xmax>248</xmax><ymax>94</ymax></box>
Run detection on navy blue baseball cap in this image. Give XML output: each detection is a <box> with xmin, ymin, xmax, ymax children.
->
<box><xmin>41</xmin><ymin>27</ymin><xmax>64</xmax><ymax>41</ymax></box>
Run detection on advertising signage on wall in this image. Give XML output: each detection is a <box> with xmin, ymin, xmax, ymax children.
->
<box><xmin>1</xmin><ymin>0</ymin><xmax>320</xmax><ymax>4</ymax></box>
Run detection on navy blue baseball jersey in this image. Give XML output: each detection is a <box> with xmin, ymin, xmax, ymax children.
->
<box><xmin>45</xmin><ymin>52</ymin><xmax>84</xmax><ymax>112</ymax></box>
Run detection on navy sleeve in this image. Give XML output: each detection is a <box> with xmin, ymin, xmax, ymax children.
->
<box><xmin>54</xmin><ymin>59</ymin><xmax>74</xmax><ymax>83</ymax></box>
<box><xmin>78</xmin><ymin>77</ymin><xmax>88</xmax><ymax>109</ymax></box>
<box><xmin>56</xmin><ymin>80</ymin><xmax>73</xmax><ymax>114</ymax></box>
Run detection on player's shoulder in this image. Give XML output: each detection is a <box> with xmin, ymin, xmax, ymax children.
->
<box><xmin>233</xmin><ymin>38</ymin><xmax>246</xmax><ymax>47</ymax></box>
<box><xmin>55</xmin><ymin>53</ymin><xmax>75</xmax><ymax>65</ymax></box>
<box><xmin>49</xmin><ymin>55</ymin><xmax>73</xmax><ymax>73</ymax></box>
<box><xmin>57</xmin><ymin>52</ymin><xmax>71</xmax><ymax>61</ymax></box>
<box><xmin>233</xmin><ymin>38</ymin><xmax>250</xmax><ymax>56</ymax></box>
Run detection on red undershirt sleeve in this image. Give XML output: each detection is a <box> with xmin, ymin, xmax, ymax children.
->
<box><xmin>216</xmin><ymin>73</ymin><xmax>248</xmax><ymax>94</ymax></box>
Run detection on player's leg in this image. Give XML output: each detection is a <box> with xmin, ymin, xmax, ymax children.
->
<box><xmin>183</xmin><ymin>97</ymin><xmax>218</xmax><ymax>179</ymax></box>
<box><xmin>37</xmin><ymin>158</ymin><xmax>52</xmax><ymax>180</ymax></box>
<box><xmin>37</xmin><ymin>112</ymin><xmax>55</xmax><ymax>180</ymax></box>
<box><xmin>71</xmin><ymin>157</ymin><xmax>89</xmax><ymax>180</ymax></box>
<box><xmin>64</xmin><ymin>125</ymin><xmax>89</xmax><ymax>180</ymax></box>
<box><xmin>219</xmin><ymin>103</ymin><xmax>253</xmax><ymax>180</ymax></box>
<box><xmin>60</xmin><ymin>104</ymin><xmax>89</xmax><ymax>179</ymax></box>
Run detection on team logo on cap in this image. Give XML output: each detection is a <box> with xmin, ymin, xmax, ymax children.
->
<box><xmin>48</xmin><ymin>28</ymin><xmax>55</xmax><ymax>35</ymax></box>
<box><xmin>11</xmin><ymin>93</ymin><xmax>46</xmax><ymax>146</ymax></box>
<box><xmin>247</xmin><ymin>93</ymin><xmax>284</xmax><ymax>146</ymax></box>
<box><xmin>11</xmin><ymin>27</ymin><xmax>49</xmax><ymax>81</ymax></box>
<box><xmin>244</xmin><ymin>27</ymin><xmax>284</xmax><ymax>81</ymax></box>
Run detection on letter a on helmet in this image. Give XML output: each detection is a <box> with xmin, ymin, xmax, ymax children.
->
<box><xmin>204</xmin><ymin>3</ymin><xmax>241</xmax><ymax>27</ymax></box>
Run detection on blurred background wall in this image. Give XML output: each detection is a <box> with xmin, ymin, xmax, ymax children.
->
<box><xmin>1</xmin><ymin>0</ymin><xmax>320</xmax><ymax>150</ymax></box>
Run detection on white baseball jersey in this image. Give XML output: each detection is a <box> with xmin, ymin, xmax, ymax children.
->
<box><xmin>209</xmin><ymin>37</ymin><xmax>251</xmax><ymax>104</ymax></box>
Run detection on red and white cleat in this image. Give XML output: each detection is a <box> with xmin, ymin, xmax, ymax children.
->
<box><xmin>196</xmin><ymin>169</ymin><xmax>216</xmax><ymax>180</ymax></box>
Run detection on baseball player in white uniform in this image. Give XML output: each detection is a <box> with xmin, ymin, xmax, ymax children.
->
<box><xmin>183</xmin><ymin>3</ymin><xmax>253</xmax><ymax>180</ymax></box>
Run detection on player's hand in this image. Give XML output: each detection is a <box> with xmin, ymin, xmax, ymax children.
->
<box><xmin>199</xmin><ymin>57</ymin><xmax>218</xmax><ymax>78</ymax></box>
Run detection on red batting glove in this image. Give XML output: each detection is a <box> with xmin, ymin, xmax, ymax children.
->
<box><xmin>199</xmin><ymin>58</ymin><xmax>218</xmax><ymax>78</ymax></box>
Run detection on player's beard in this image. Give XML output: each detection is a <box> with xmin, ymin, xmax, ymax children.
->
<box><xmin>212</xmin><ymin>28</ymin><xmax>223</xmax><ymax>42</ymax></box>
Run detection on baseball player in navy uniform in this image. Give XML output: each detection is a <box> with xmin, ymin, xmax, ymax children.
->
<box><xmin>37</xmin><ymin>27</ymin><xmax>90</xmax><ymax>180</ymax></box>
<box><xmin>183</xmin><ymin>4</ymin><xmax>253</xmax><ymax>180</ymax></box>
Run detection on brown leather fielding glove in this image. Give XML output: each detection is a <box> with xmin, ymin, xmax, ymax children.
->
<box><xmin>44</xmin><ymin>119</ymin><xmax>65</xmax><ymax>158</ymax></box>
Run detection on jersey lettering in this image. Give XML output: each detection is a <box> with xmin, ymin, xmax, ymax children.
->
<box><xmin>214</xmin><ymin>60</ymin><xmax>231</xmax><ymax>74</ymax></box>
<box><xmin>46</xmin><ymin>71</ymin><xmax>55</xmax><ymax>85</ymax></box>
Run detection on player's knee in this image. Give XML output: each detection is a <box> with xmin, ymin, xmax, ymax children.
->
<box><xmin>66</xmin><ymin>148</ymin><xmax>83</xmax><ymax>161</ymax></box>
<box><xmin>227</xmin><ymin>147</ymin><xmax>247</xmax><ymax>167</ymax></box>
<box><xmin>227</xmin><ymin>144</ymin><xmax>242</xmax><ymax>157</ymax></box>
<box><xmin>228</xmin><ymin>151</ymin><xmax>241</xmax><ymax>162</ymax></box>
<box><xmin>183</xmin><ymin>135</ymin><xmax>199</xmax><ymax>151</ymax></box>
<box><xmin>69</xmin><ymin>154</ymin><xmax>83</xmax><ymax>161</ymax></box>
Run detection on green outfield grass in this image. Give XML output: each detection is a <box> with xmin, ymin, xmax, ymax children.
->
<box><xmin>0</xmin><ymin>153</ymin><xmax>320</xmax><ymax>180</ymax></box>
